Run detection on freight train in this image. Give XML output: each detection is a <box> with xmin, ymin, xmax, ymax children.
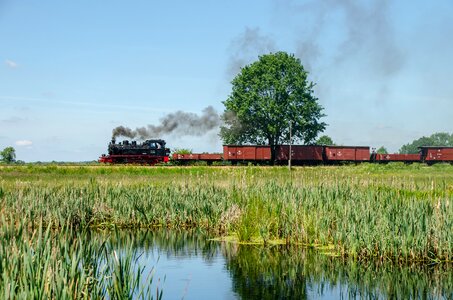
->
<box><xmin>99</xmin><ymin>139</ymin><xmax>453</xmax><ymax>165</ymax></box>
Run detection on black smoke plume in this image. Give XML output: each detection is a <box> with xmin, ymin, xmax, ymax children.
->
<box><xmin>275</xmin><ymin>0</ymin><xmax>405</xmax><ymax>77</ymax></box>
<box><xmin>227</xmin><ymin>27</ymin><xmax>276</xmax><ymax>77</ymax></box>
<box><xmin>112</xmin><ymin>106</ymin><xmax>220</xmax><ymax>140</ymax></box>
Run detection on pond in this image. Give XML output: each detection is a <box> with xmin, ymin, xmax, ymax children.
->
<box><xmin>98</xmin><ymin>229</ymin><xmax>452</xmax><ymax>300</ymax></box>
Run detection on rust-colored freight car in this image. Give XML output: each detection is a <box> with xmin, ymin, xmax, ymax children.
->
<box><xmin>276</xmin><ymin>145</ymin><xmax>323</xmax><ymax>163</ymax></box>
<box><xmin>223</xmin><ymin>145</ymin><xmax>271</xmax><ymax>162</ymax></box>
<box><xmin>419</xmin><ymin>146</ymin><xmax>453</xmax><ymax>163</ymax></box>
<box><xmin>172</xmin><ymin>153</ymin><xmax>222</xmax><ymax>164</ymax></box>
<box><xmin>199</xmin><ymin>153</ymin><xmax>223</xmax><ymax>160</ymax></box>
<box><xmin>173</xmin><ymin>153</ymin><xmax>201</xmax><ymax>160</ymax></box>
<box><xmin>374</xmin><ymin>153</ymin><xmax>420</xmax><ymax>163</ymax></box>
<box><xmin>324</xmin><ymin>146</ymin><xmax>370</xmax><ymax>162</ymax></box>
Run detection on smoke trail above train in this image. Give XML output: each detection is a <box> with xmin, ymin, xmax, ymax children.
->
<box><xmin>112</xmin><ymin>106</ymin><xmax>221</xmax><ymax>140</ymax></box>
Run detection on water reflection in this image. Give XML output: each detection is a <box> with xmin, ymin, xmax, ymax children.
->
<box><xmin>96</xmin><ymin>229</ymin><xmax>452</xmax><ymax>299</ymax></box>
<box><xmin>223</xmin><ymin>243</ymin><xmax>452</xmax><ymax>299</ymax></box>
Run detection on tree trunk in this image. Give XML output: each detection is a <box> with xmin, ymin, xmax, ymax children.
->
<box><xmin>270</xmin><ymin>143</ymin><xmax>277</xmax><ymax>165</ymax></box>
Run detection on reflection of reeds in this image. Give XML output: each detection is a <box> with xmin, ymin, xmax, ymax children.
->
<box><xmin>223</xmin><ymin>244</ymin><xmax>453</xmax><ymax>299</ymax></box>
<box><xmin>89</xmin><ymin>229</ymin><xmax>453</xmax><ymax>299</ymax></box>
<box><xmin>0</xmin><ymin>164</ymin><xmax>452</xmax><ymax>263</ymax></box>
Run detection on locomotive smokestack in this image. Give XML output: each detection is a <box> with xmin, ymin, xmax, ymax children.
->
<box><xmin>112</xmin><ymin>106</ymin><xmax>221</xmax><ymax>140</ymax></box>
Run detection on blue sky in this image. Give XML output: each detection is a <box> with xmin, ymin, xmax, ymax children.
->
<box><xmin>1</xmin><ymin>0</ymin><xmax>452</xmax><ymax>161</ymax></box>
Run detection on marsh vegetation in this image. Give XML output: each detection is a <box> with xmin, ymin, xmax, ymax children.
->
<box><xmin>0</xmin><ymin>164</ymin><xmax>452</xmax><ymax>298</ymax></box>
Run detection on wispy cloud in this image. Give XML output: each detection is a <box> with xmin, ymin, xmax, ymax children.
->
<box><xmin>0</xmin><ymin>95</ymin><xmax>175</xmax><ymax>113</ymax></box>
<box><xmin>1</xmin><ymin>116</ymin><xmax>25</xmax><ymax>123</ymax></box>
<box><xmin>5</xmin><ymin>59</ymin><xmax>18</xmax><ymax>68</ymax></box>
<box><xmin>41</xmin><ymin>91</ymin><xmax>56</xmax><ymax>98</ymax></box>
<box><xmin>15</xmin><ymin>140</ymin><xmax>33</xmax><ymax>146</ymax></box>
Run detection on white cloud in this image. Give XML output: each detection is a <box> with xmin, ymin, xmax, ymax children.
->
<box><xmin>15</xmin><ymin>140</ymin><xmax>33</xmax><ymax>146</ymax></box>
<box><xmin>5</xmin><ymin>59</ymin><xmax>18</xmax><ymax>68</ymax></box>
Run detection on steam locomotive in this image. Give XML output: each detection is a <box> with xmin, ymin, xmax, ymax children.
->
<box><xmin>99</xmin><ymin>139</ymin><xmax>170</xmax><ymax>164</ymax></box>
<box><xmin>99</xmin><ymin>138</ymin><xmax>453</xmax><ymax>165</ymax></box>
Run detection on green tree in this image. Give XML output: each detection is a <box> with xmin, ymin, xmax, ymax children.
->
<box><xmin>220</xmin><ymin>52</ymin><xmax>326</xmax><ymax>162</ymax></box>
<box><xmin>0</xmin><ymin>146</ymin><xmax>16</xmax><ymax>163</ymax></box>
<box><xmin>316</xmin><ymin>135</ymin><xmax>334</xmax><ymax>145</ymax></box>
<box><xmin>399</xmin><ymin>132</ymin><xmax>453</xmax><ymax>154</ymax></box>
<box><xmin>376</xmin><ymin>146</ymin><xmax>388</xmax><ymax>154</ymax></box>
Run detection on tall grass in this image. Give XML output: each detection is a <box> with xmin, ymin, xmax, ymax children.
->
<box><xmin>0</xmin><ymin>218</ymin><xmax>161</xmax><ymax>299</ymax></box>
<box><xmin>0</xmin><ymin>164</ymin><xmax>452</xmax><ymax>263</ymax></box>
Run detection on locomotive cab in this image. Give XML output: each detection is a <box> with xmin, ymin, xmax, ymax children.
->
<box><xmin>145</xmin><ymin>139</ymin><xmax>169</xmax><ymax>156</ymax></box>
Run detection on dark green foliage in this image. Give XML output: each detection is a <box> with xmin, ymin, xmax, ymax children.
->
<box><xmin>316</xmin><ymin>135</ymin><xmax>334</xmax><ymax>145</ymax></box>
<box><xmin>376</xmin><ymin>146</ymin><xmax>388</xmax><ymax>154</ymax></box>
<box><xmin>0</xmin><ymin>147</ymin><xmax>16</xmax><ymax>163</ymax></box>
<box><xmin>399</xmin><ymin>132</ymin><xmax>453</xmax><ymax>154</ymax></box>
<box><xmin>220</xmin><ymin>52</ymin><xmax>326</xmax><ymax>161</ymax></box>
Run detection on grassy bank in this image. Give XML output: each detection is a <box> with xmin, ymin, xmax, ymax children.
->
<box><xmin>0</xmin><ymin>164</ymin><xmax>452</xmax><ymax>263</ymax></box>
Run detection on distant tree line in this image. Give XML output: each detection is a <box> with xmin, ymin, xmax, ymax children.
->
<box><xmin>399</xmin><ymin>132</ymin><xmax>453</xmax><ymax>154</ymax></box>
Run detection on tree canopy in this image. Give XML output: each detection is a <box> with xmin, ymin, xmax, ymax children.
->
<box><xmin>376</xmin><ymin>146</ymin><xmax>388</xmax><ymax>154</ymax></box>
<box><xmin>399</xmin><ymin>132</ymin><xmax>453</xmax><ymax>154</ymax></box>
<box><xmin>220</xmin><ymin>51</ymin><xmax>326</xmax><ymax>161</ymax></box>
<box><xmin>316</xmin><ymin>135</ymin><xmax>334</xmax><ymax>145</ymax></box>
<box><xmin>0</xmin><ymin>147</ymin><xmax>16</xmax><ymax>164</ymax></box>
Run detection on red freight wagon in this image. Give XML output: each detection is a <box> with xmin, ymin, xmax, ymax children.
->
<box><xmin>276</xmin><ymin>145</ymin><xmax>323</xmax><ymax>162</ymax></box>
<box><xmin>199</xmin><ymin>153</ymin><xmax>222</xmax><ymax>161</ymax></box>
<box><xmin>172</xmin><ymin>153</ymin><xmax>200</xmax><ymax>160</ymax></box>
<box><xmin>172</xmin><ymin>153</ymin><xmax>222</xmax><ymax>161</ymax></box>
<box><xmin>419</xmin><ymin>147</ymin><xmax>453</xmax><ymax>163</ymax></box>
<box><xmin>324</xmin><ymin>146</ymin><xmax>370</xmax><ymax>162</ymax></box>
<box><xmin>223</xmin><ymin>145</ymin><xmax>271</xmax><ymax>161</ymax></box>
<box><xmin>375</xmin><ymin>153</ymin><xmax>420</xmax><ymax>162</ymax></box>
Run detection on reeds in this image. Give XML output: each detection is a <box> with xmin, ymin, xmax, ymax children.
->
<box><xmin>0</xmin><ymin>218</ymin><xmax>161</xmax><ymax>299</ymax></box>
<box><xmin>0</xmin><ymin>164</ymin><xmax>452</xmax><ymax>263</ymax></box>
